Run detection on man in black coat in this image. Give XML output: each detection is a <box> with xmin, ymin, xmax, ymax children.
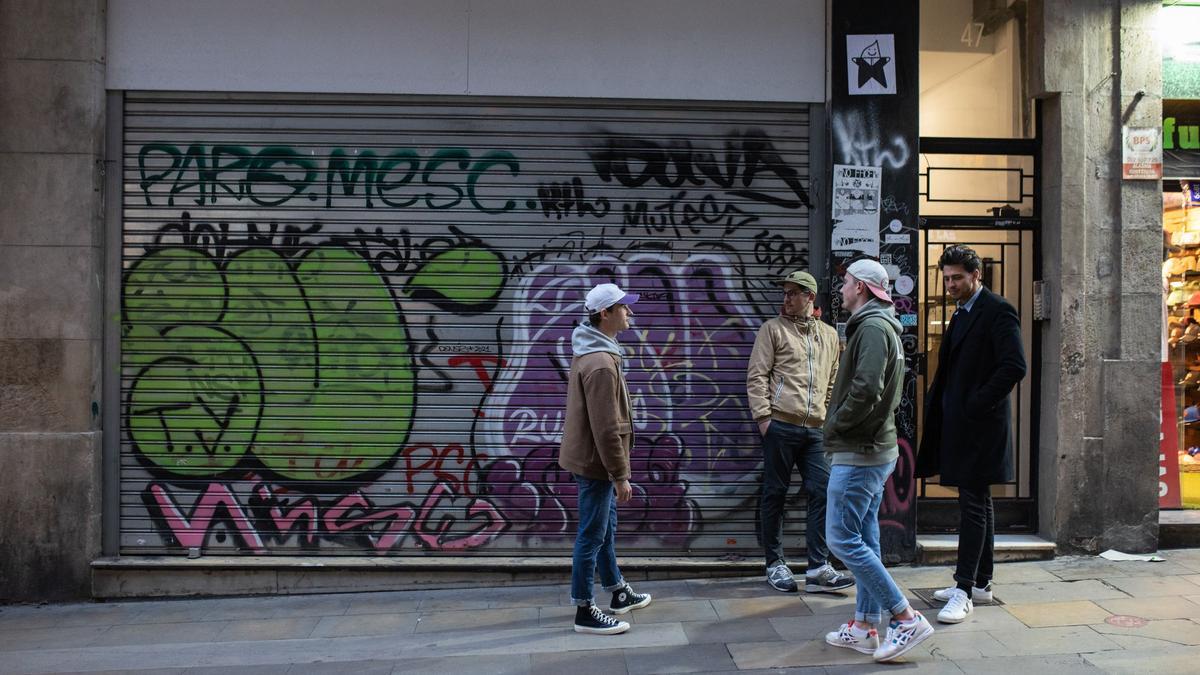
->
<box><xmin>916</xmin><ymin>245</ymin><xmax>1027</xmax><ymax>625</ymax></box>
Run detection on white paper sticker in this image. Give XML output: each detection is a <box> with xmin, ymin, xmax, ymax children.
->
<box><xmin>1121</xmin><ymin>126</ymin><xmax>1162</xmax><ymax>180</ymax></box>
<box><xmin>895</xmin><ymin>275</ymin><xmax>915</xmax><ymax>296</ymax></box>
<box><xmin>888</xmin><ymin>219</ymin><xmax>903</xmax><ymax>233</ymax></box>
<box><xmin>885</xmin><ymin>233</ymin><xmax>910</xmax><ymax>244</ymax></box>
<box><xmin>831</xmin><ymin>164</ymin><xmax>881</xmax><ymax>256</ymax></box>
<box><xmin>847</xmin><ymin>34</ymin><xmax>897</xmax><ymax>95</ymax></box>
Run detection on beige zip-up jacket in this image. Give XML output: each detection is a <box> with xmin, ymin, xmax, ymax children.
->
<box><xmin>746</xmin><ymin>314</ymin><xmax>841</xmax><ymax>427</ymax></box>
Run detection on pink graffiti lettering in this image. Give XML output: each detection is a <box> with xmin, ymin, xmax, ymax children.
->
<box><xmin>325</xmin><ymin>482</ymin><xmax>508</xmax><ymax>552</ymax></box>
<box><xmin>324</xmin><ymin>491</ymin><xmax>418</xmax><ymax>552</ymax></box>
<box><xmin>255</xmin><ymin>484</ymin><xmax>319</xmax><ymax>546</ymax></box>
<box><xmin>145</xmin><ymin>479</ymin><xmax>508</xmax><ymax>554</ymax></box>
<box><xmin>413</xmin><ymin>482</ymin><xmax>510</xmax><ymax>550</ymax></box>
<box><xmin>147</xmin><ymin>482</ymin><xmax>267</xmax><ymax>553</ymax></box>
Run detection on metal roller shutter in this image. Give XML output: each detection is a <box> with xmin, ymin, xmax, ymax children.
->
<box><xmin>118</xmin><ymin>92</ymin><xmax>815</xmax><ymax>557</ymax></box>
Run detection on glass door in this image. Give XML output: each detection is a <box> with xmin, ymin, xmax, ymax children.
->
<box><xmin>916</xmin><ymin>227</ymin><xmax>1037</xmax><ymax>530</ymax></box>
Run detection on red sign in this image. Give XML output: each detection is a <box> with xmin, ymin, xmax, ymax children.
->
<box><xmin>1162</xmin><ymin>362</ymin><xmax>1183</xmax><ymax>508</ymax></box>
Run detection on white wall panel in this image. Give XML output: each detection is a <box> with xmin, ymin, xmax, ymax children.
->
<box><xmin>106</xmin><ymin>0</ymin><xmax>825</xmax><ymax>102</ymax></box>
<box><xmin>468</xmin><ymin>0</ymin><xmax>825</xmax><ymax>102</ymax></box>
<box><xmin>106</xmin><ymin>0</ymin><xmax>471</xmax><ymax>94</ymax></box>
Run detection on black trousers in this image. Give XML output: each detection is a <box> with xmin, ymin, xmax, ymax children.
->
<box><xmin>953</xmin><ymin>486</ymin><xmax>994</xmax><ymax>592</ymax></box>
<box><xmin>758</xmin><ymin>421</ymin><xmax>830</xmax><ymax>568</ymax></box>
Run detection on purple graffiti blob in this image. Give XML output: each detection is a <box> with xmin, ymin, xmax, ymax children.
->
<box><xmin>482</xmin><ymin>253</ymin><xmax>760</xmax><ymax>543</ymax></box>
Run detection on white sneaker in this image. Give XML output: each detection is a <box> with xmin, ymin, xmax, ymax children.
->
<box><xmin>825</xmin><ymin>621</ymin><xmax>880</xmax><ymax>654</ymax></box>
<box><xmin>873</xmin><ymin>612</ymin><xmax>934</xmax><ymax>662</ymax></box>
<box><xmin>932</xmin><ymin>583</ymin><xmax>992</xmax><ymax>603</ymax></box>
<box><xmin>936</xmin><ymin>588</ymin><xmax>973</xmax><ymax>624</ymax></box>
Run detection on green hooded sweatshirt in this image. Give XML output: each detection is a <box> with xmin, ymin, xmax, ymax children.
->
<box><xmin>823</xmin><ymin>299</ymin><xmax>905</xmax><ymax>466</ymax></box>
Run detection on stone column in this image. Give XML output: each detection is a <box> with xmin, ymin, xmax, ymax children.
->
<box><xmin>0</xmin><ymin>0</ymin><xmax>107</xmax><ymax>600</ymax></box>
<box><xmin>1030</xmin><ymin>0</ymin><xmax>1162</xmax><ymax>553</ymax></box>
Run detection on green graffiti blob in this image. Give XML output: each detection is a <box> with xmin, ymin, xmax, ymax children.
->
<box><xmin>124</xmin><ymin>245</ymin><xmax>423</xmax><ymax>481</ymax></box>
<box><xmin>258</xmin><ymin>247</ymin><xmax>416</xmax><ymax>479</ymax></box>
<box><xmin>408</xmin><ymin>245</ymin><xmax>507</xmax><ymax>313</ymax></box>
<box><xmin>124</xmin><ymin>241</ymin><xmax>506</xmax><ymax>481</ymax></box>
<box><xmin>125</xmin><ymin>249</ymin><xmax>226</xmax><ymax>325</ymax></box>
<box><xmin>126</xmin><ymin>324</ymin><xmax>264</xmax><ymax>475</ymax></box>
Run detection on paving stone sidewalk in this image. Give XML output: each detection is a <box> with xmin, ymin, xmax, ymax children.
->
<box><xmin>3</xmin><ymin>549</ymin><xmax>1200</xmax><ymax>674</ymax></box>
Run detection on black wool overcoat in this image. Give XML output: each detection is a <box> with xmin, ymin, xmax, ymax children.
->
<box><xmin>916</xmin><ymin>287</ymin><xmax>1028</xmax><ymax>487</ymax></box>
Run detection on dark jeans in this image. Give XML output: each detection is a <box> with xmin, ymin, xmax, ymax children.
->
<box><xmin>954</xmin><ymin>485</ymin><xmax>995</xmax><ymax>592</ymax></box>
<box><xmin>759</xmin><ymin>420</ymin><xmax>830</xmax><ymax>568</ymax></box>
<box><xmin>570</xmin><ymin>474</ymin><xmax>625</xmax><ymax>605</ymax></box>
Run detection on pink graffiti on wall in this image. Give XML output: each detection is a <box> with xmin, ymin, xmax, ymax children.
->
<box><xmin>144</xmin><ymin>477</ymin><xmax>508</xmax><ymax>553</ymax></box>
<box><xmin>879</xmin><ymin>437</ymin><xmax>916</xmax><ymax>534</ymax></box>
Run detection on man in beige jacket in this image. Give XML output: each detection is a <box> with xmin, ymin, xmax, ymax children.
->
<box><xmin>558</xmin><ymin>283</ymin><xmax>652</xmax><ymax>635</ymax></box>
<box><xmin>747</xmin><ymin>270</ymin><xmax>855</xmax><ymax>594</ymax></box>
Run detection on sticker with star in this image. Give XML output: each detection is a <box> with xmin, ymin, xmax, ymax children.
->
<box><xmin>847</xmin><ymin>34</ymin><xmax>896</xmax><ymax>95</ymax></box>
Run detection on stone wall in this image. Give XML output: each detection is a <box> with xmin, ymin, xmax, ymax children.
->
<box><xmin>1030</xmin><ymin>0</ymin><xmax>1162</xmax><ymax>553</ymax></box>
<box><xmin>0</xmin><ymin>0</ymin><xmax>106</xmax><ymax>601</ymax></box>
<box><xmin>0</xmin><ymin>0</ymin><xmax>1172</xmax><ymax>601</ymax></box>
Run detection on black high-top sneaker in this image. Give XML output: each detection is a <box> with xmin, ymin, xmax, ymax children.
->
<box><xmin>574</xmin><ymin>602</ymin><xmax>630</xmax><ymax>635</ymax></box>
<box><xmin>608</xmin><ymin>584</ymin><xmax>652</xmax><ymax>614</ymax></box>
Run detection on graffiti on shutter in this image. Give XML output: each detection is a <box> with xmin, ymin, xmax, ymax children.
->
<box><xmin>120</xmin><ymin>95</ymin><xmax>812</xmax><ymax>556</ymax></box>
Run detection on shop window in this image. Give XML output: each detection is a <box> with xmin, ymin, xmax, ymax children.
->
<box><xmin>1163</xmin><ymin>181</ymin><xmax>1200</xmax><ymax>508</ymax></box>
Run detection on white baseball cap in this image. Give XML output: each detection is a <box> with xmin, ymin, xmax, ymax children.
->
<box><xmin>845</xmin><ymin>259</ymin><xmax>893</xmax><ymax>304</ymax></box>
<box><xmin>584</xmin><ymin>283</ymin><xmax>640</xmax><ymax>313</ymax></box>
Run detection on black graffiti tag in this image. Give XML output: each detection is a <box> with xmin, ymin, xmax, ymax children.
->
<box><xmin>536</xmin><ymin>177</ymin><xmax>611</xmax><ymax>220</ymax></box>
<box><xmin>589</xmin><ymin>130</ymin><xmax>811</xmax><ymax>210</ymax></box>
<box><xmin>620</xmin><ymin>191</ymin><xmax>759</xmax><ymax>238</ymax></box>
<box><xmin>753</xmin><ymin>230</ymin><xmax>807</xmax><ymax>275</ymax></box>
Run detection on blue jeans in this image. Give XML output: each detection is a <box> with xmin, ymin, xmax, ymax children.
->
<box><xmin>759</xmin><ymin>421</ymin><xmax>830</xmax><ymax>568</ymax></box>
<box><xmin>570</xmin><ymin>474</ymin><xmax>626</xmax><ymax>605</ymax></box>
<box><xmin>826</xmin><ymin>460</ymin><xmax>909</xmax><ymax>624</ymax></box>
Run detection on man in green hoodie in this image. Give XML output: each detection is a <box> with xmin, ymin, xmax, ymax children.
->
<box><xmin>821</xmin><ymin>259</ymin><xmax>934</xmax><ymax>663</ymax></box>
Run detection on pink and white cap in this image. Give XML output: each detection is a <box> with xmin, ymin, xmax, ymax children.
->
<box><xmin>846</xmin><ymin>259</ymin><xmax>893</xmax><ymax>304</ymax></box>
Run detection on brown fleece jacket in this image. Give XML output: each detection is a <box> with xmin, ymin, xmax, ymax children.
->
<box><xmin>557</xmin><ymin>351</ymin><xmax>633</xmax><ymax>481</ymax></box>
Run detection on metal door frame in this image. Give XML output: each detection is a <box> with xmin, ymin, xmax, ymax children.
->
<box><xmin>914</xmin><ymin>130</ymin><xmax>1042</xmax><ymax>534</ymax></box>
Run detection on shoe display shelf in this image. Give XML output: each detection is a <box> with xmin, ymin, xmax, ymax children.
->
<box><xmin>1166</xmin><ymin>205</ymin><xmax>1200</xmax><ymax>508</ymax></box>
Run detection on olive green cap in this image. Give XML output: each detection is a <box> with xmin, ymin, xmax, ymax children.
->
<box><xmin>776</xmin><ymin>270</ymin><xmax>818</xmax><ymax>293</ymax></box>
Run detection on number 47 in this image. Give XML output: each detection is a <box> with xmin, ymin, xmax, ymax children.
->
<box><xmin>961</xmin><ymin>22</ymin><xmax>985</xmax><ymax>48</ymax></box>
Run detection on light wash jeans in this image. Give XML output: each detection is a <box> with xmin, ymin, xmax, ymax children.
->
<box><xmin>570</xmin><ymin>474</ymin><xmax>626</xmax><ymax>605</ymax></box>
<box><xmin>826</xmin><ymin>460</ymin><xmax>909</xmax><ymax>624</ymax></box>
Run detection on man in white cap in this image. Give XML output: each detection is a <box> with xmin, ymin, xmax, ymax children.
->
<box><xmin>821</xmin><ymin>259</ymin><xmax>934</xmax><ymax>663</ymax></box>
<box><xmin>558</xmin><ymin>282</ymin><xmax>652</xmax><ymax>635</ymax></box>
